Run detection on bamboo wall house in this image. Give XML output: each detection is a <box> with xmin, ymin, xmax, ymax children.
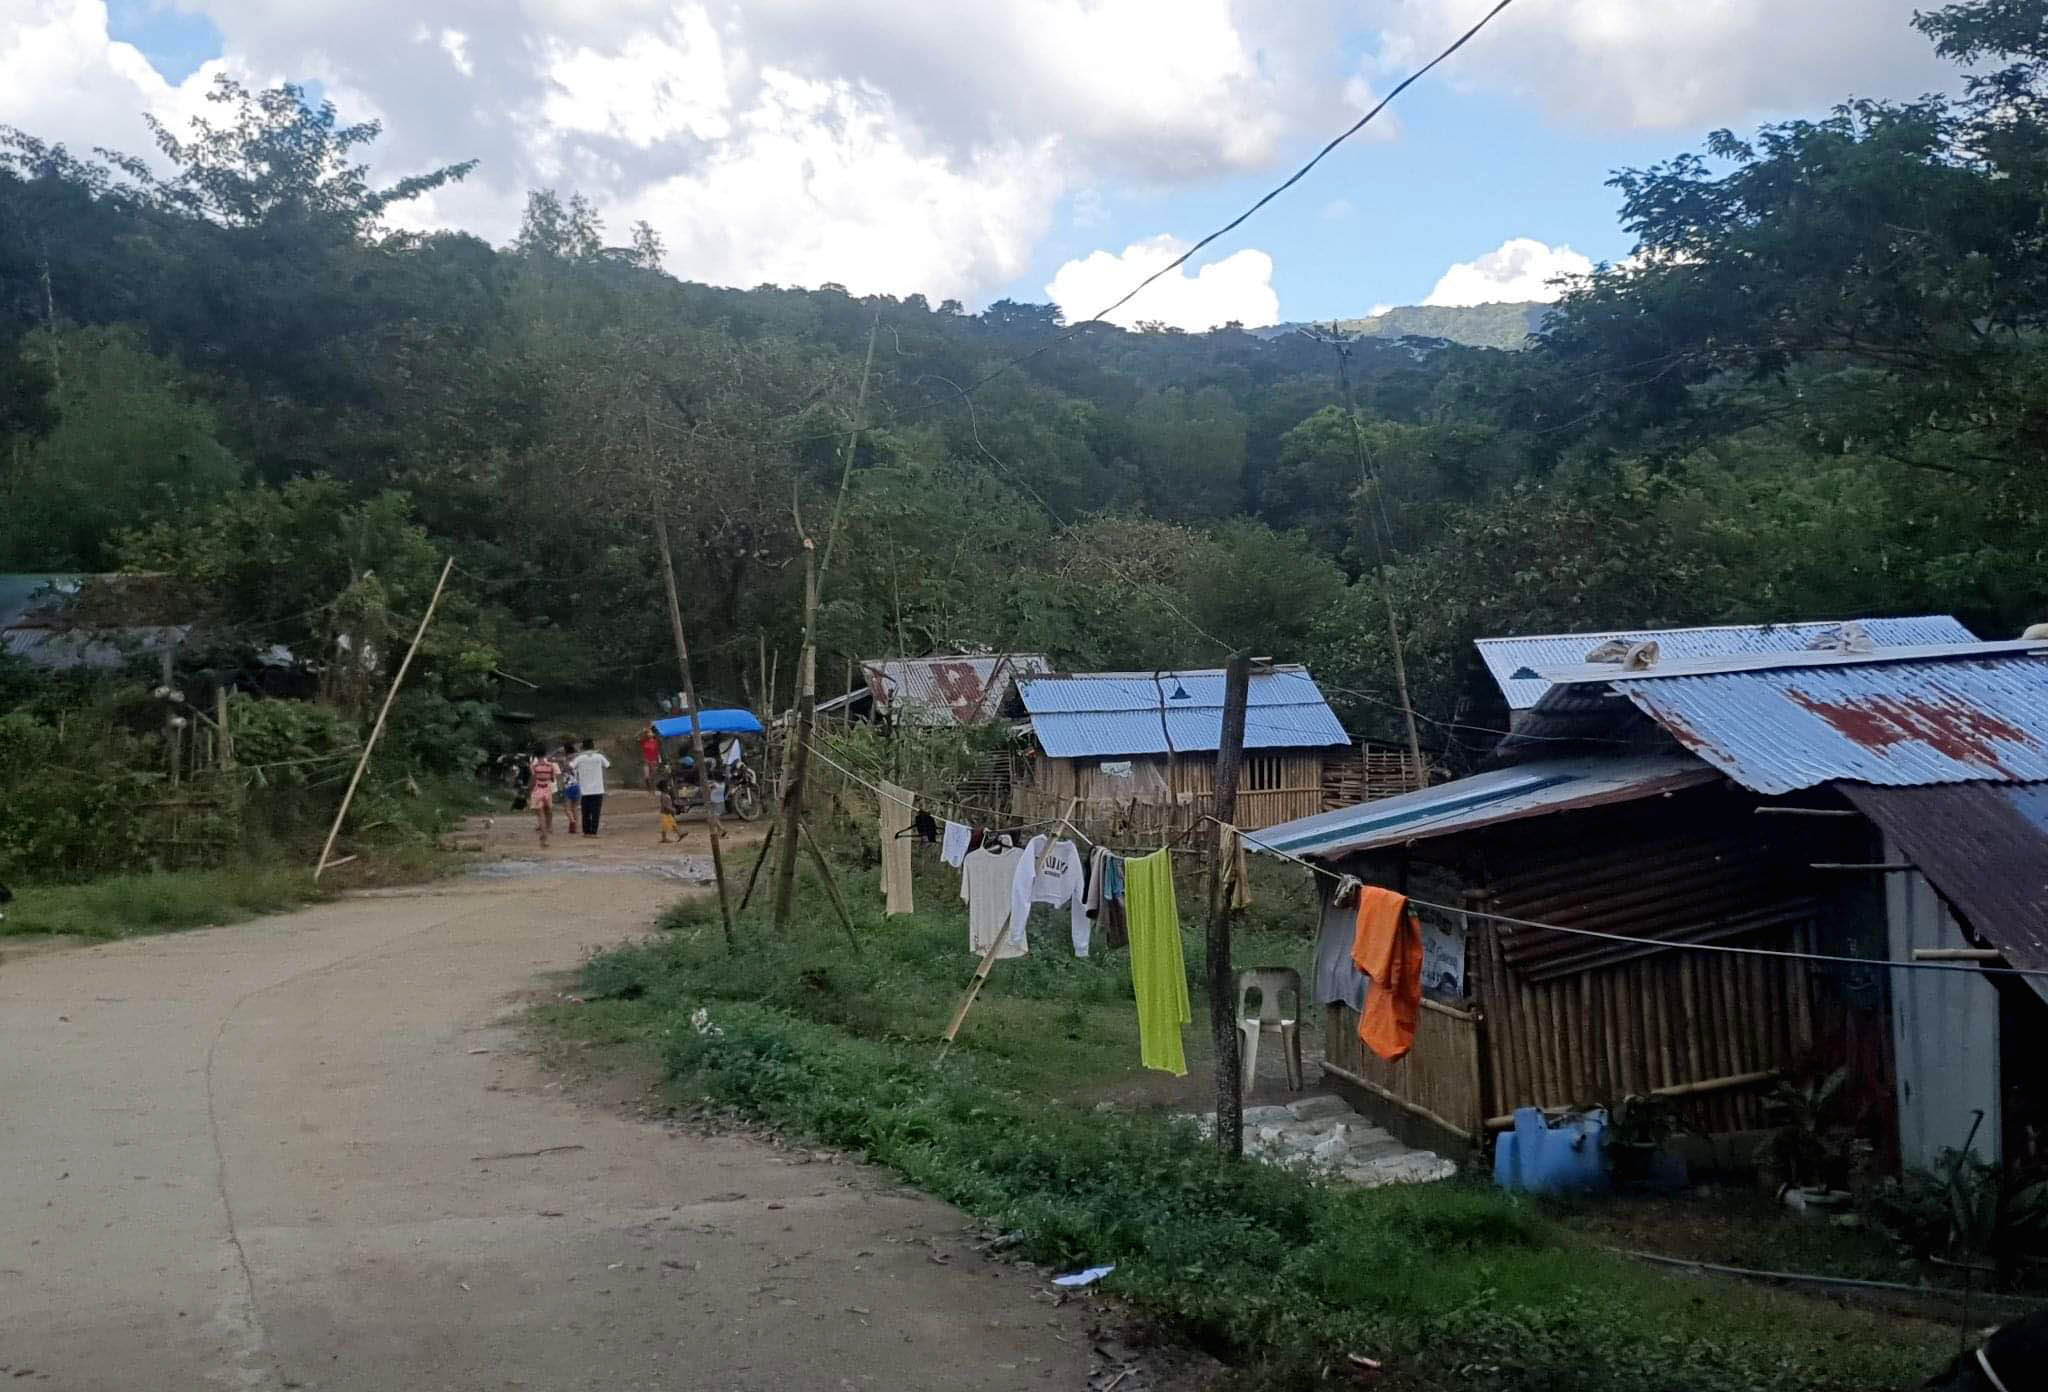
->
<box><xmin>1008</xmin><ymin>664</ymin><xmax>1352</xmax><ymax>837</ymax></box>
<box><xmin>1259</xmin><ymin>619</ymin><xmax>2048</xmax><ymax>1174</ymax></box>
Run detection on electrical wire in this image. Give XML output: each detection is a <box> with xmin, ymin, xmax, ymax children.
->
<box><xmin>1215</xmin><ymin>814</ymin><xmax>2048</xmax><ymax>981</ymax></box>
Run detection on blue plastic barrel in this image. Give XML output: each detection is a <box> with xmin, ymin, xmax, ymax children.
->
<box><xmin>1492</xmin><ymin>1107</ymin><xmax>1610</xmax><ymax>1195</ymax></box>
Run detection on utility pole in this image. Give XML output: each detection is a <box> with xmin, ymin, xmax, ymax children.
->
<box><xmin>655</xmin><ymin>513</ymin><xmax>736</xmax><ymax>950</ymax></box>
<box><xmin>1206</xmin><ymin>654</ymin><xmax>1251</xmax><ymax>1159</ymax></box>
<box><xmin>1328</xmin><ymin>327</ymin><xmax>1427</xmax><ymax>792</ymax></box>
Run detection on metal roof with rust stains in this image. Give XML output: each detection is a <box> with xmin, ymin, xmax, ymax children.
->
<box><xmin>1534</xmin><ymin>646</ymin><xmax>2048</xmax><ymax>794</ymax></box>
<box><xmin>862</xmin><ymin>653</ymin><xmax>1051</xmax><ymax>727</ymax></box>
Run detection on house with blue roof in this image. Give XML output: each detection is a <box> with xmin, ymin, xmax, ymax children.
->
<box><xmin>1007</xmin><ymin>663</ymin><xmax>1351</xmax><ymax>831</ymax></box>
<box><xmin>1255</xmin><ymin>617</ymin><xmax>2048</xmax><ymax>1181</ymax></box>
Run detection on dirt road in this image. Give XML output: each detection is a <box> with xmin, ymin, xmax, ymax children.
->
<box><xmin>0</xmin><ymin>795</ymin><xmax>1090</xmax><ymax>1390</ymax></box>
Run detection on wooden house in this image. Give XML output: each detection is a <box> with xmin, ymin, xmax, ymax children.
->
<box><xmin>1008</xmin><ymin>664</ymin><xmax>1351</xmax><ymax>836</ymax></box>
<box><xmin>1258</xmin><ymin>622</ymin><xmax>2048</xmax><ymax>1176</ymax></box>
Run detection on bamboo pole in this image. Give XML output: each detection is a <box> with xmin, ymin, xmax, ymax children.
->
<box><xmin>738</xmin><ymin>820</ymin><xmax>778</xmax><ymax>912</ymax></box>
<box><xmin>772</xmin><ymin>535</ymin><xmax>817</xmax><ymax>934</ymax></box>
<box><xmin>1323</xmin><ymin>1061</ymin><xmax>1476</xmax><ymax>1143</ymax></box>
<box><xmin>1485</xmin><ymin>1069</ymin><xmax>1783</xmax><ymax>1130</ymax></box>
<box><xmin>797</xmin><ymin>818</ymin><xmax>861</xmax><ymax>953</ymax></box>
<box><xmin>216</xmin><ymin>686</ymin><xmax>234</xmax><ymax>771</ymax></box>
<box><xmin>315</xmin><ymin>557</ymin><xmax>452</xmax><ymax>880</ymax></box>
<box><xmin>654</xmin><ymin>513</ymin><xmax>735</xmax><ymax>951</ymax></box>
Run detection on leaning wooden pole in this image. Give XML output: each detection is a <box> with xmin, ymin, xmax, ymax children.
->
<box><xmin>1206</xmin><ymin>654</ymin><xmax>1251</xmax><ymax>1158</ymax></box>
<box><xmin>772</xmin><ymin>535</ymin><xmax>817</xmax><ymax>934</ymax></box>
<box><xmin>315</xmin><ymin>556</ymin><xmax>453</xmax><ymax>880</ymax></box>
<box><xmin>654</xmin><ymin>513</ymin><xmax>735</xmax><ymax>950</ymax></box>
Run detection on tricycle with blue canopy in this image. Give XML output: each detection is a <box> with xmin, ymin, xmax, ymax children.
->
<box><xmin>652</xmin><ymin>709</ymin><xmax>767</xmax><ymax>820</ymax></box>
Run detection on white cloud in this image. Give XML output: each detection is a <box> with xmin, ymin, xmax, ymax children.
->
<box><xmin>1422</xmin><ymin>237</ymin><xmax>1591</xmax><ymax>306</ymax></box>
<box><xmin>1046</xmin><ymin>235</ymin><xmax>1279</xmax><ymax>331</ymax></box>
<box><xmin>1</xmin><ymin>0</ymin><xmax>1377</xmax><ymax>305</ymax></box>
<box><xmin>1373</xmin><ymin>0</ymin><xmax>1950</xmax><ymax>129</ymax></box>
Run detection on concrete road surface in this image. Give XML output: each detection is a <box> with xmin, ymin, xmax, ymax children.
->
<box><xmin>0</xmin><ymin>801</ymin><xmax>1089</xmax><ymax>1390</ymax></box>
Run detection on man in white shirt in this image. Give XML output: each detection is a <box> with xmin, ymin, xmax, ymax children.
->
<box><xmin>570</xmin><ymin>739</ymin><xmax>611</xmax><ymax>835</ymax></box>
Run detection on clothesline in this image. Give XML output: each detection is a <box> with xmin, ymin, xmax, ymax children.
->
<box><xmin>1218</xmin><ymin>814</ymin><xmax>2048</xmax><ymax>982</ymax></box>
<box><xmin>806</xmin><ymin>740</ymin><xmax>1207</xmax><ymax>859</ymax></box>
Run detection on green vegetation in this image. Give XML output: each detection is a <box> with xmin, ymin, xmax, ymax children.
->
<box><xmin>1</xmin><ymin>0</ymin><xmax>2044</xmax><ymax>775</ymax></box>
<box><xmin>0</xmin><ymin>866</ymin><xmax>326</xmax><ymax>939</ymax></box>
<box><xmin>547</xmin><ymin>852</ymin><xmax>1946</xmax><ymax>1390</ymax></box>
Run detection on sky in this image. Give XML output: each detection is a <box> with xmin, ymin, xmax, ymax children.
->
<box><xmin>3</xmin><ymin>1</ymin><xmax>1959</xmax><ymax>330</ymax></box>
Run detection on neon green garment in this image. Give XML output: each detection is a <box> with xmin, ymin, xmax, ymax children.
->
<box><xmin>1122</xmin><ymin>849</ymin><xmax>1190</xmax><ymax>1076</ymax></box>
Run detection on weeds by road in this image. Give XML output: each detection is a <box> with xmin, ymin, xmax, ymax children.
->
<box><xmin>544</xmin><ymin>854</ymin><xmax>1950</xmax><ymax>1391</ymax></box>
<box><xmin>0</xmin><ymin>866</ymin><xmax>327</xmax><ymax>938</ymax></box>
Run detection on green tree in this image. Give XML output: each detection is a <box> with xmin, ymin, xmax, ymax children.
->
<box><xmin>0</xmin><ymin>326</ymin><xmax>241</xmax><ymax>568</ymax></box>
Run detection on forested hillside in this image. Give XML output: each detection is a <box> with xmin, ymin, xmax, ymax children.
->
<box><xmin>2</xmin><ymin>0</ymin><xmax>2043</xmax><ymax>765</ymax></box>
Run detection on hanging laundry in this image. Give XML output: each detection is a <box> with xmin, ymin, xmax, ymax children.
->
<box><xmin>1313</xmin><ymin>880</ymin><xmax>1368</xmax><ymax>1010</ymax></box>
<box><xmin>961</xmin><ymin>842</ymin><xmax>1024</xmax><ymax>958</ymax></box>
<box><xmin>912</xmin><ymin>810</ymin><xmax>939</xmax><ymax>845</ymax></box>
<box><xmin>1123</xmin><ymin>850</ymin><xmax>1190</xmax><ymax>1076</ymax></box>
<box><xmin>1219</xmin><ymin>826</ymin><xmax>1253</xmax><ymax>911</ymax></box>
<box><xmin>1009</xmin><ymin>834</ymin><xmax>1048</xmax><ymax>951</ymax></box>
<box><xmin>1030</xmin><ymin>839</ymin><xmax>1088</xmax><ymax>956</ymax></box>
<box><xmin>879</xmin><ymin>779</ymin><xmax>915</xmax><ymax>916</ymax></box>
<box><xmin>1098</xmin><ymin>850</ymin><xmax>1129</xmax><ymax>950</ymax></box>
<box><xmin>940</xmin><ymin>820</ymin><xmax>972</xmax><ymax>869</ymax></box>
<box><xmin>967</xmin><ymin>826</ymin><xmax>986</xmax><ymax>853</ymax></box>
<box><xmin>1331</xmin><ymin>874</ymin><xmax>1363</xmax><ymax>907</ymax></box>
<box><xmin>1351</xmin><ymin>886</ymin><xmax>1423</xmax><ymax>1062</ymax></box>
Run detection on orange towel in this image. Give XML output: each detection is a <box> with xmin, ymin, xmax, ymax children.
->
<box><xmin>1351</xmin><ymin>886</ymin><xmax>1423</xmax><ymax>1062</ymax></box>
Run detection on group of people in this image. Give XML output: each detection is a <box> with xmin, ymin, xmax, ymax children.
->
<box><xmin>519</xmin><ymin>739</ymin><xmax>611</xmax><ymax>846</ymax></box>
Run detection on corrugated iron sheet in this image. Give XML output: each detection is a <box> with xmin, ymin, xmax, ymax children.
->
<box><xmin>1253</xmin><ymin>754</ymin><xmax>1719</xmax><ymax>859</ymax></box>
<box><xmin>1841</xmin><ymin>782</ymin><xmax>2048</xmax><ymax>1006</ymax></box>
<box><xmin>1018</xmin><ymin>665</ymin><xmax>1349</xmax><ymax>758</ymax></box>
<box><xmin>862</xmin><ymin>653</ymin><xmax>1049</xmax><ymax>726</ymax></box>
<box><xmin>1477</xmin><ymin>615</ymin><xmax>1976</xmax><ymax>710</ymax></box>
<box><xmin>3</xmin><ymin>625</ymin><xmax>184</xmax><ymax>670</ymax></box>
<box><xmin>1608</xmin><ymin>654</ymin><xmax>2048</xmax><ymax>793</ymax></box>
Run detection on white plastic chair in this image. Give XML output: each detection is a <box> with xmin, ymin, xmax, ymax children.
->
<box><xmin>1236</xmin><ymin>967</ymin><xmax>1304</xmax><ymax>1093</ymax></box>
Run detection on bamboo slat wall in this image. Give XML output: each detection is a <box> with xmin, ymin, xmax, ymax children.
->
<box><xmin>1470</xmin><ymin>917</ymin><xmax>1815</xmax><ymax>1135</ymax></box>
<box><xmin>1320</xmin><ymin>742</ymin><xmax>1434</xmax><ymax>811</ymax></box>
<box><xmin>1018</xmin><ymin>751</ymin><xmax>1323</xmax><ymax>830</ymax></box>
<box><xmin>1324</xmin><ymin>998</ymin><xmax>1485</xmax><ymax>1139</ymax></box>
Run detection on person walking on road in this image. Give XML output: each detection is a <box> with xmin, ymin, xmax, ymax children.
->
<box><xmin>571</xmin><ymin>739</ymin><xmax>611</xmax><ymax>836</ymax></box>
<box><xmin>526</xmin><ymin>745</ymin><xmax>558</xmax><ymax>845</ymax></box>
<box><xmin>639</xmin><ymin>726</ymin><xmax>661</xmax><ymax>789</ymax></box>
<box><xmin>558</xmin><ymin>739</ymin><xmax>583</xmax><ymax>836</ymax></box>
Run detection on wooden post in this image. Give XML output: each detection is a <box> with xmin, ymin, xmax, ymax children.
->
<box><xmin>1207</xmin><ymin>655</ymin><xmax>1251</xmax><ymax>1159</ymax></box>
<box><xmin>773</xmin><ymin>536</ymin><xmax>817</xmax><ymax>934</ymax></box>
<box><xmin>160</xmin><ymin>644</ymin><xmax>179</xmax><ymax>787</ymax></box>
<box><xmin>738</xmin><ymin>820</ymin><xmax>779</xmax><ymax>912</ymax></box>
<box><xmin>798</xmin><ymin>818</ymin><xmax>861</xmax><ymax>953</ymax></box>
<box><xmin>654</xmin><ymin>513</ymin><xmax>735</xmax><ymax>951</ymax></box>
<box><xmin>216</xmin><ymin>685</ymin><xmax>234</xmax><ymax>771</ymax></box>
<box><xmin>315</xmin><ymin>557</ymin><xmax>453</xmax><ymax>880</ymax></box>
<box><xmin>758</xmin><ymin>632</ymin><xmax>769</xmax><ymax>717</ymax></box>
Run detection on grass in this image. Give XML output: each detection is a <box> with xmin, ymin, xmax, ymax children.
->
<box><xmin>0</xmin><ymin>865</ymin><xmax>329</xmax><ymax>939</ymax></box>
<box><xmin>542</xmin><ymin>845</ymin><xmax>1953</xmax><ymax>1391</ymax></box>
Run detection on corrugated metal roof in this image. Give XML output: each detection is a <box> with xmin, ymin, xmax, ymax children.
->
<box><xmin>1842</xmin><ymin>782</ymin><xmax>2048</xmax><ymax>1006</ymax></box>
<box><xmin>862</xmin><ymin>653</ymin><xmax>1050</xmax><ymax>727</ymax></box>
<box><xmin>3</xmin><ymin>625</ymin><xmax>185</xmax><ymax>670</ymax></box>
<box><xmin>1251</xmin><ymin>754</ymin><xmax>1719</xmax><ymax>860</ymax></box>
<box><xmin>1017</xmin><ymin>665</ymin><xmax>1349</xmax><ymax>758</ymax></box>
<box><xmin>0</xmin><ymin>573</ymin><xmax>85</xmax><ymax>629</ymax></box>
<box><xmin>1476</xmin><ymin>615</ymin><xmax>1977</xmax><ymax>710</ymax></box>
<box><xmin>1594</xmin><ymin>653</ymin><xmax>2048</xmax><ymax>794</ymax></box>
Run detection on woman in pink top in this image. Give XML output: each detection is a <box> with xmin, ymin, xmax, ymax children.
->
<box><xmin>527</xmin><ymin>745</ymin><xmax>558</xmax><ymax>845</ymax></box>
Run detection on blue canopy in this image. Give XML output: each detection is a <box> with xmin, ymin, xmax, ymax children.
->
<box><xmin>653</xmin><ymin>709</ymin><xmax>765</xmax><ymax>739</ymax></box>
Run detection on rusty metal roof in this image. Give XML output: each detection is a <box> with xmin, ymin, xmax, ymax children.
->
<box><xmin>1842</xmin><ymin>782</ymin><xmax>2048</xmax><ymax>1006</ymax></box>
<box><xmin>1552</xmin><ymin>649</ymin><xmax>2048</xmax><ymax>794</ymax></box>
<box><xmin>1477</xmin><ymin>615</ymin><xmax>1976</xmax><ymax>710</ymax></box>
<box><xmin>861</xmin><ymin>653</ymin><xmax>1050</xmax><ymax>727</ymax></box>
